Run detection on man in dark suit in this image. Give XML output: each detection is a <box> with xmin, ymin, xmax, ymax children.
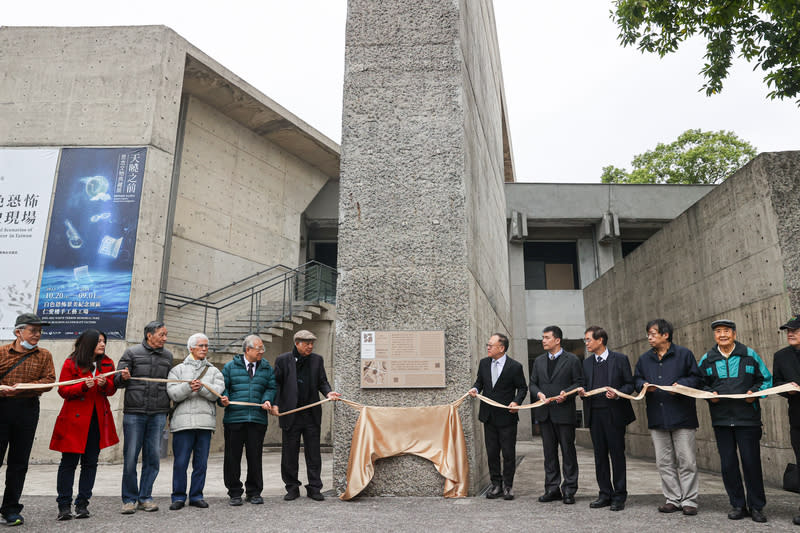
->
<box><xmin>469</xmin><ymin>333</ymin><xmax>527</xmax><ymax>500</ymax></box>
<box><xmin>272</xmin><ymin>330</ymin><xmax>340</xmax><ymax>501</ymax></box>
<box><xmin>529</xmin><ymin>325</ymin><xmax>584</xmax><ymax>504</ymax></box>
<box><xmin>579</xmin><ymin>326</ymin><xmax>635</xmax><ymax>511</ymax></box>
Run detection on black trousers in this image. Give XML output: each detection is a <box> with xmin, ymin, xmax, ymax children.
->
<box><xmin>281</xmin><ymin>412</ymin><xmax>323</xmax><ymax>494</ymax></box>
<box><xmin>539</xmin><ymin>419</ymin><xmax>578</xmax><ymax>495</ymax></box>
<box><xmin>791</xmin><ymin>426</ymin><xmax>800</xmax><ymax>466</ymax></box>
<box><xmin>483</xmin><ymin>420</ymin><xmax>518</xmax><ymax>488</ymax></box>
<box><xmin>223</xmin><ymin>422</ymin><xmax>267</xmax><ymax>498</ymax></box>
<box><xmin>56</xmin><ymin>410</ymin><xmax>101</xmax><ymax>508</ymax></box>
<box><xmin>713</xmin><ymin>425</ymin><xmax>766</xmax><ymax>511</ymax></box>
<box><xmin>0</xmin><ymin>397</ymin><xmax>39</xmax><ymax>516</ymax></box>
<box><xmin>589</xmin><ymin>409</ymin><xmax>627</xmax><ymax>503</ymax></box>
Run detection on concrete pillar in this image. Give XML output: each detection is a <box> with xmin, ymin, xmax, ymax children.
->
<box><xmin>334</xmin><ymin>0</ymin><xmax>512</xmax><ymax>496</ymax></box>
<box><xmin>508</xmin><ymin>241</ymin><xmax>531</xmax><ymax>439</ymax></box>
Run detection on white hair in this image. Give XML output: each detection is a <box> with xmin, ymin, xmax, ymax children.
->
<box><xmin>242</xmin><ymin>334</ymin><xmax>261</xmax><ymax>353</ymax></box>
<box><xmin>187</xmin><ymin>333</ymin><xmax>209</xmax><ymax>352</ymax></box>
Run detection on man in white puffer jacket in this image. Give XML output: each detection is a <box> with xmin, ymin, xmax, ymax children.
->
<box><xmin>166</xmin><ymin>333</ymin><xmax>225</xmax><ymax>510</ymax></box>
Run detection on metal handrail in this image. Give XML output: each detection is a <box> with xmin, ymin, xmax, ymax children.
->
<box><xmin>159</xmin><ymin>261</ymin><xmax>337</xmax><ymax>352</ymax></box>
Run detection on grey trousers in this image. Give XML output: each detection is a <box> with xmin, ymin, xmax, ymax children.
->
<box><xmin>650</xmin><ymin>428</ymin><xmax>699</xmax><ymax>508</ymax></box>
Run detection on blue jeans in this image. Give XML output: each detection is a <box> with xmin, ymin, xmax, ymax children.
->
<box><xmin>171</xmin><ymin>429</ymin><xmax>212</xmax><ymax>503</ymax></box>
<box><xmin>121</xmin><ymin>413</ymin><xmax>166</xmax><ymax>503</ymax></box>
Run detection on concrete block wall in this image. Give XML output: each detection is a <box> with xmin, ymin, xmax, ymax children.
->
<box><xmin>583</xmin><ymin>152</ymin><xmax>800</xmax><ymax>486</ymax></box>
<box><xmin>334</xmin><ymin>0</ymin><xmax>512</xmax><ymax>496</ymax></box>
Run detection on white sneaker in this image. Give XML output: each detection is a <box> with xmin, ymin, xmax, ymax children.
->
<box><xmin>120</xmin><ymin>502</ymin><xmax>136</xmax><ymax>515</ymax></box>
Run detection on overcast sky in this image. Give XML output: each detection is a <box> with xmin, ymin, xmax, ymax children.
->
<box><xmin>4</xmin><ymin>1</ymin><xmax>797</xmax><ymax>183</ymax></box>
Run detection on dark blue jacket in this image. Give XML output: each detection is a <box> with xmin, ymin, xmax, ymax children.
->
<box><xmin>698</xmin><ymin>341</ymin><xmax>772</xmax><ymax>427</ymax></box>
<box><xmin>634</xmin><ymin>343</ymin><xmax>701</xmax><ymax>430</ymax></box>
<box><xmin>582</xmin><ymin>350</ymin><xmax>636</xmax><ymax>428</ymax></box>
<box><xmin>221</xmin><ymin>354</ymin><xmax>277</xmax><ymax>426</ymax></box>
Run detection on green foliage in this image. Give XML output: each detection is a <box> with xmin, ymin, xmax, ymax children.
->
<box><xmin>612</xmin><ymin>0</ymin><xmax>800</xmax><ymax>104</ymax></box>
<box><xmin>600</xmin><ymin>129</ymin><xmax>757</xmax><ymax>184</ymax></box>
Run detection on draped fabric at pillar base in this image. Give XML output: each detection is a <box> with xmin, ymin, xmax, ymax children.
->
<box><xmin>341</xmin><ymin>401</ymin><xmax>469</xmax><ymax>500</ymax></box>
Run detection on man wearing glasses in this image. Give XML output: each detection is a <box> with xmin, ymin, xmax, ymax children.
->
<box><xmin>0</xmin><ymin>313</ymin><xmax>55</xmax><ymax>526</ymax></box>
<box><xmin>219</xmin><ymin>334</ymin><xmax>276</xmax><ymax>506</ymax></box>
<box><xmin>273</xmin><ymin>330</ymin><xmax>340</xmax><ymax>501</ymax></box>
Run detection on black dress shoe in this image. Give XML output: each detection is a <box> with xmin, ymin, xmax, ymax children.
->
<box><xmin>246</xmin><ymin>495</ymin><xmax>264</xmax><ymax>505</ymax></box>
<box><xmin>590</xmin><ymin>498</ymin><xmax>611</xmax><ymax>509</ymax></box>
<box><xmin>57</xmin><ymin>509</ymin><xmax>73</xmax><ymax>521</ymax></box>
<box><xmin>308</xmin><ymin>492</ymin><xmax>325</xmax><ymax>501</ymax></box>
<box><xmin>728</xmin><ymin>507</ymin><xmax>749</xmax><ymax>520</ymax></box>
<box><xmin>189</xmin><ymin>500</ymin><xmax>208</xmax><ymax>509</ymax></box>
<box><xmin>563</xmin><ymin>495</ymin><xmax>575</xmax><ymax>505</ymax></box>
<box><xmin>74</xmin><ymin>505</ymin><xmax>90</xmax><ymax>519</ymax></box>
<box><xmin>228</xmin><ymin>496</ymin><xmax>243</xmax><ymax>506</ymax></box>
<box><xmin>503</xmin><ymin>487</ymin><xmax>514</xmax><ymax>501</ymax></box>
<box><xmin>283</xmin><ymin>491</ymin><xmax>300</xmax><ymax>501</ymax></box>
<box><xmin>168</xmin><ymin>501</ymin><xmax>184</xmax><ymax>510</ymax></box>
<box><xmin>486</xmin><ymin>485</ymin><xmax>503</xmax><ymax>499</ymax></box>
<box><xmin>610</xmin><ymin>502</ymin><xmax>625</xmax><ymax>511</ymax></box>
<box><xmin>538</xmin><ymin>491</ymin><xmax>562</xmax><ymax>503</ymax></box>
<box><xmin>658</xmin><ymin>503</ymin><xmax>680</xmax><ymax>513</ymax></box>
<box><xmin>750</xmin><ymin>508</ymin><xmax>767</xmax><ymax>523</ymax></box>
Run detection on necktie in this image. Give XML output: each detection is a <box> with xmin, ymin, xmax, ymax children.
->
<box><xmin>491</xmin><ymin>361</ymin><xmax>500</xmax><ymax>386</ymax></box>
<box><xmin>596</xmin><ymin>356</ymin><xmax>602</xmax><ymax>364</ymax></box>
<box><xmin>248</xmin><ymin>362</ymin><xmax>255</xmax><ymax>378</ymax></box>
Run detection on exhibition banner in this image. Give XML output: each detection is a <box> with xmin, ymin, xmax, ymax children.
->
<box><xmin>0</xmin><ymin>148</ymin><xmax>59</xmax><ymax>339</ymax></box>
<box><xmin>37</xmin><ymin>147</ymin><xmax>147</xmax><ymax>339</ymax></box>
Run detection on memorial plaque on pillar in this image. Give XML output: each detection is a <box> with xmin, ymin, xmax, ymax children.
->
<box><xmin>360</xmin><ymin>330</ymin><xmax>445</xmax><ymax>388</ymax></box>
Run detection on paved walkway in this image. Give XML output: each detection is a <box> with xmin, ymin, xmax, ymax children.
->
<box><xmin>7</xmin><ymin>438</ymin><xmax>800</xmax><ymax>531</ymax></box>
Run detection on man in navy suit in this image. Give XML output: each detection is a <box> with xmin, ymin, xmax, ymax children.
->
<box><xmin>529</xmin><ymin>325</ymin><xmax>584</xmax><ymax>504</ymax></box>
<box><xmin>469</xmin><ymin>333</ymin><xmax>527</xmax><ymax>500</ymax></box>
<box><xmin>579</xmin><ymin>326</ymin><xmax>635</xmax><ymax>511</ymax></box>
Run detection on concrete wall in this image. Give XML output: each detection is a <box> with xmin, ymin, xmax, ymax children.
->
<box><xmin>583</xmin><ymin>152</ymin><xmax>800</xmax><ymax>486</ymax></box>
<box><xmin>334</xmin><ymin>0</ymin><xmax>512</xmax><ymax>496</ymax></box>
<box><xmin>166</xmin><ymin>96</ymin><xmax>329</xmax><ymax>296</ymax></box>
<box><xmin>526</xmin><ymin>290</ymin><xmax>585</xmax><ymax>340</ymax></box>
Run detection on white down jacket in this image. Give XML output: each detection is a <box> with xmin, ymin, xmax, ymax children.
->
<box><xmin>166</xmin><ymin>355</ymin><xmax>225</xmax><ymax>432</ymax></box>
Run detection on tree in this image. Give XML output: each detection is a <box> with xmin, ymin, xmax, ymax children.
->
<box><xmin>611</xmin><ymin>1</ymin><xmax>800</xmax><ymax>104</ymax></box>
<box><xmin>600</xmin><ymin>129</ymin><xmax>757</xmax><ymax>184</ymax></box>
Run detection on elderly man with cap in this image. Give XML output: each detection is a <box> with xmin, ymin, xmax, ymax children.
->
<box><xmin>770</xmin><ymin>314</ymin><xmax>800</xmax><ymax>526</ymax></box>
<box><xmin>698</xmin><ymin>318</ymin><xmax>772</xmax><ymax>523</ymax></box>
<box><xmin>0</xmin><ymin>313</ymin><xmax>55</xmax><ymax>526</ymax></box>
<box><xmin>272</xmin><ymin>330</ymin><xmax>340</xmax><ymax>501</ymax></box>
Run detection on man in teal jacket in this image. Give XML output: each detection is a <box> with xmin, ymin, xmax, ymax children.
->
<box><xmin>220</xmin><ymin>335</ymin><xmax>276</xmax><ymax>506</ymax></box>
<box><xmin>698</xmin><ymin>319</ymin><xmax>771</xmax><ymax>523</ymax></box>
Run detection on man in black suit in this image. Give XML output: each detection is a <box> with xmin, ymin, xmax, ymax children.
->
<box><xmin>579</xmin><ymin>326</ymin><xmax>636</xmax><ymax>511</ymax></box>
<box><xmin>469</xmin><ymin>333</ymin><xmax>527</xmax><ymax>500</ymax></box>
<box><xmin>529</xmin><ymin>325</ymin><xmax>584</xmax><ymax>504</ymax></box>
<box><xmin>272</xmin><ymin>330</ymin><xmax>340</xmax><ymax>501</ymax></box>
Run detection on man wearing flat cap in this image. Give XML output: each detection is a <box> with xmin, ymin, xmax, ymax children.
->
<box><xmin>0</xmin><ymin>313</ymin><xmax>55</xmax><ymax>526</ymax></box>
<box><xmin>272</xmin><ymin>330</ymin><xmax>340</xmax><ymax>501</ymax></box>
<box><xmin>698</xmin><ymin>318</ymin><xmax>772</xmax><ymax>523</ymax></box>
<box><xmin>771</xmin><ymin>314</ymin><xmax>800</xmax><ymax>526</ymax></box>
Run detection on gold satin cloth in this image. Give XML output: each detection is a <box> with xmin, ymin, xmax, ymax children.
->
<box><xmin>339</xmin><ymin>395</ymin><xmax>469</xmax><ymax>500</ymax></box>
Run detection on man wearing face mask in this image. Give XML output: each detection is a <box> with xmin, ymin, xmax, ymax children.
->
<box><xmin>0</xmin><ymin>313</ymin><xmax>56</xmax><ymax>526</ymax></box>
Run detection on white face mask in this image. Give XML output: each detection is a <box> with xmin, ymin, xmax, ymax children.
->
<box><xmin>20</xmin><ymin>340</ymin><xmax>37</xmax><ymax>350</ymax></box>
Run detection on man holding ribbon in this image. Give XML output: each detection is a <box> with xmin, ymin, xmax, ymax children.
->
<box><xmin>699</xmin><ymin>318</ymin><xmax>772</xmax><ymax>523</ymax></box>
<box><xmin>220</xmin><ymin>334</ymin><xmax>275</xmax><ymax>506</ymax></box>
<box><xmin>114</xmin><ymin>320</ymin><xmax>173</xmax><ymax>515</ymax></box>
<box><xmin>0</xmin><ymin>313</ymin><xmax>55</xmax><ymax>527</ymax></box>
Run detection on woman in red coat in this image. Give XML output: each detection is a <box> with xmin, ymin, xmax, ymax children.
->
<box><xmin>50</xmin><ymin>330</ymin><xmax>119</xmax><ymax>520</ymax></box>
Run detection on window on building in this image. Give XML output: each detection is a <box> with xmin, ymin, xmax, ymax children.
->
<box><xmin>621</xmin><ymin>240</ymin><xmax>644</xmax><ymax>258</ymax></box>
<box><xmin>523</xmin><ymin>242</ymin><xmax>579</xmax><ymax>290</ymax></box>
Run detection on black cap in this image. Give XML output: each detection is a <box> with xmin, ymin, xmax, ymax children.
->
<box><xmin>14</xmin><ymin>313</ymin><xmax>50</xmax><ymax>327</ymax></box>
<box><xmin>780</xmin><ymin>315</ymin><xmax>800</xmax><ymax>330</ymax></box>
<box><xmin>711</xmin><ymin>319</ymin><xmax>736</xmax><ymax>330</ymax></box>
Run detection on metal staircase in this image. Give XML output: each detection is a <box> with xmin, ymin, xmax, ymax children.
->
<box><xmin>158</xmin><ymin>261</ymin><xmax>337</xmax><ymax>354</ymax></box>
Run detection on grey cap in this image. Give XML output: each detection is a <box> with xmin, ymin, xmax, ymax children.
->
<box><xmin>293</xmin><ymin>330</ymin><xmax>317</xmax><ymax>341</ymax></box>
<box><xmin>15</xmin><ymin>313</ymin><xmax>50</xmax><ymax>327</ymax></box>
<box><xmin>711</xmin><ymin>319</ymin><xmax>736</xmax><ymax>330</ymax></box>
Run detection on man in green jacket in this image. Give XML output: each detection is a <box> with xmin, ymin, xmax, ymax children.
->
<box><xmin>220</xmin><ymin>335</ymin><xmax>276</xmax><ymax>506</ymax></box>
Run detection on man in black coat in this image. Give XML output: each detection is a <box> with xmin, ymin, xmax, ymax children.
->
<box><xmin>469</xmin><ymin>333</ymin><xmax>527</xmax><ymax>500</ymax></box>
<box><xmin>771</xmin><ymin>314</ymin><xmax>800</xmax><ymax>526</ymax></box>
<box><xmin>529</xmin><ymin>325</ymin><xmax>584</xmax><ymax>504</ymax></box>
<box><xmin>579</xmin><ymin>326</ymin><xmax>635</xmax><ymax>511</ymax></box>
<box><xmin>272</xmin><ymin>330</ymin><xmax>340</xmax><ymax>501</ymax></box>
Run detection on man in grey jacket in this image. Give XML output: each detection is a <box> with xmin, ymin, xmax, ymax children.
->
<box><xmin>114</xmin><ymin>321</ymin><xmax>173</xmax><ymax>514</ymax></box>
<box><xmin>166</xmin><ymin>333</ymin><xmax>225</xmax><ymax>511</ymax></box>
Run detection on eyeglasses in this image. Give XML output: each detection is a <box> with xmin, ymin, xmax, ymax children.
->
<box><xmin>195</xmin><ymin>343</ymin><xmax>209</xmax><ymax>348</ymax></box>
<box><xmin>583</xmin><ymin>339</ymin><xmax>592</xmax><ymax>344</ymax></box>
